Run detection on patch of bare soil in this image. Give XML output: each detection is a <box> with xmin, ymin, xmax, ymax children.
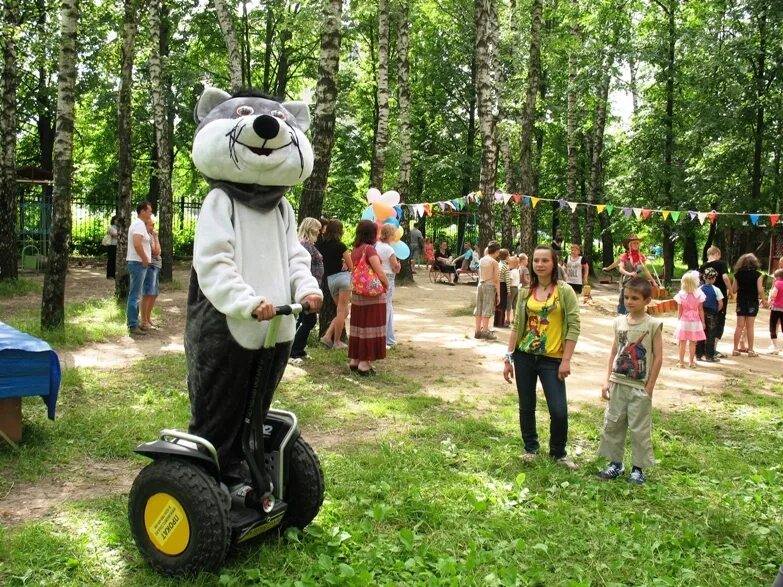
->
<box><xmin>3</xmin><ymin>261</ymin><xmax>782</xmax><ymax>526</ymax></box>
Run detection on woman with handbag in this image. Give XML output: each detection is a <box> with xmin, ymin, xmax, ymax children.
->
<box><xmin>348</xmin><ymin>219</ymin><xmax>389</xmax><ymax>376</ymax></box>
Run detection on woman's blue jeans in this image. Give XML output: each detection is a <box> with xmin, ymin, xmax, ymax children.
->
<box><xmin>512</xmin><ymin>351</ymin><xmax>569</xmax><ymax>458</ymax></box>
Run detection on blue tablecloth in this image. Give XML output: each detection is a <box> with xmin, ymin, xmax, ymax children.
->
<box><xmin>0</xmin><ymin>321</ymin><xmax>60</xmax><ymax>420</ymax></box>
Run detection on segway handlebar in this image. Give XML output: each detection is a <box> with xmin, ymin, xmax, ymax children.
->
<box><xmin>252</xmin><ymin>301</ymin><xmax>310</xmax><ymax>321</ymax></box>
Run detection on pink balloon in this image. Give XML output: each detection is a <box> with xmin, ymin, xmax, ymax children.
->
<box><xmin>367</xmin><ymin>188</ymin><xmax>382</xmax><ymax>203</ymax></box>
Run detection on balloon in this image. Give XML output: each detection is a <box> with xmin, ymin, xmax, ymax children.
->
<box><xmin>394</xmin><ymin>205</ymin><xmax>403</xmax><ymax>220</ymax></box>
<box><xmin>372</xmin><ymin>201</ymin><xmax>395</xmax><ymax>222</ymax></box>
<box><xmin>394</xmin><ymin>226</ymin><xmax>404</xmax><ymax>242</ymax></box>
<box><xmin>383</xmin><ymin>217</ymin><xmax>400</xmax><ymax>227</ymax></box>
<box><xmin>366</xmin><ymin>188</ymin><xmax>382</xmax><ymax>202</ymax></box>
<box><xmin>391</xmin><ymin>240</ymin><xmax>410</xmax><ymax>260</ymax></box>
<box><xmin>378</xmin><ymin>190</ymin><xmax>400</xmax><ymax>206</ymax></box>
<box><xmin>361</xmin><ymin>205</ymin><xmax>375</xmax><ymax>220</ymax></box>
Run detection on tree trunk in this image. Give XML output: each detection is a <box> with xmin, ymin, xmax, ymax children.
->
<box><xmin>474</xmin><ymin>0</ymin><xmax>499</xmax><ymax>253</ymax></box>
<box><xmin>396</xmin><ymin>0</ymin><xmax>414</xmax><ymax>285</ymax></box>
<box><xmin>499</xmin><ymin>135</ymin><xmax>514</xmax><ymax>249</ymax></box>
<box><xmin>585</xmin><ymin>59</ymin><xmax>612</xmax><ymax>272</ymax></box>
<box><xmin>114</xmin><ymin>0</ymin><xmax>138</xmax><ymax>300</ymax></box>
<box><xmin>518</xmin><ymin>0</ymin><xmax>542</xmax><ymax>257</ymax></box>
<box><xmin>751</xmin><ymin>7</ymin><xmax>766</xmax><ymax>203</ymax></box>
<box><xmin>213</xmin><ymin>0</ymin><xmax>243</xmax><ymax>92</ymax></box>
<box><xmin>0</xmin><ymin>0</ymin><xmax>19</xmax><ymax>281</ymax></box>
<box><xmin>298</xmin><ymin>0</ymin><xmax>342</xmax><ymax>222</ymax></box>
<box><xmin>370</xmin><ymin>0</ymin><xmax>390</xmax><ymax>190</ymax></box>
<box><xmin>149</xmin><ymin>0</ymin><xmax>173</xmax><ymax>282</ymax></box>
<box><xmin>275</xmin><ymin>28</ymin><xmax>292</xmax><ymax>98</ymax></box>
<box><xmin>41</xmin><ymin>0</ymin><xmax>78</xmax><ymax>330</ymax></box>
<box><xmin>566</xmin><ymin>0</ymin><xmax>580</xmax><ymax>250</ymax></box>
<box><xmin>661</xmin><ymin>2</ymin><xmax>676</xmax><ymax>285</ymax></box>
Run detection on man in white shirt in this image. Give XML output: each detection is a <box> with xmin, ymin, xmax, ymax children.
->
<box><xmin>126</xmin><ymin>201</ymin><xmax>153</xmax><ymax>335</ymax></box>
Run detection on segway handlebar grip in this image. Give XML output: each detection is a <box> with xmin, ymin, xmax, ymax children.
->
<box><xmin>252</xmin><ymin>302</ymin><xmax>310</xmax><ymax>320</ymax></box>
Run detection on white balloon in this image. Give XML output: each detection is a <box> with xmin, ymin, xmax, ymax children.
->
<box><xmin>367</xmin><ymin>188</ymin><xmax>382</xmax><ymax>202</ymax></box>
<box><xmin>379</xmin><ymin>190</ymin><xmax>400</xmax><ymax>206</ymax></box>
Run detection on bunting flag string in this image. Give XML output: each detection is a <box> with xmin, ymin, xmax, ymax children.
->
<box><xmin>398</xmin><ymin>190</ymin><xmax>782</xmax><ymax>226</ymax></box>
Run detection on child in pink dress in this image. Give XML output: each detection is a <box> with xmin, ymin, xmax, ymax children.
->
<box><xmin>674</xmin><ymin>271</ymin><xmax>706</xmax><ymax>368</ymax></box>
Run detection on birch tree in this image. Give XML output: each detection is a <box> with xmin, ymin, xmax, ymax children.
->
<box><xmin>396</xmin><ymin>0</ymin><xmax>414</xmax><ymax>283</ymax></box>
<box><xmin>370</xmin><ymin>0</ymin><xmax>390</xmax><ymax>190</ymax></box>
<box><xmin>0</xmin><ymin>0</ymin><xmax>19</xmax><ymax>281</ymax></box>
<box><xmin>298</xmin><ymin>0</ymin><xmax>343</xmax><ymax>222</ymax></box>
<box><xmin>41</xmin><ymin>0</ymin><xmax>78</xmax><ymax>329</ymax></box>
<box><xmin>213</xmin><ymin>0</ymin><xmax>243</xmax><ymax>91</ymax></box>
<box><xmin>474</xmin><ymin>0</ymin><xmax>499</xmax><ymax>252</ymax></box>
<box><xmin>518</xmin><ymin>0</ymin><xmax>543</xmax><ymax>255</ymax></box>
<box><xmin>149</xmin><ymin>0</ymin><xmax>173</xmax><ymax>281</ymax></box>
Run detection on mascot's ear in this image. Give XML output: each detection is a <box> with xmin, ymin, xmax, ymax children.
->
<box><xmin>282</xmin><ymin>101</ymin><xmax>310</xmax><ymax>132</ymax></box>
<box><xmin>194</xmin><ymin>87</ymin><xmax>232</xmax><ymax>123</ymax></box>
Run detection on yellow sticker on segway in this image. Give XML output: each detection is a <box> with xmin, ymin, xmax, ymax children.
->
<box><xmin>144</xmin><ymin>493</ymin><xmax>190</xmax><ymax>556</ymax></box>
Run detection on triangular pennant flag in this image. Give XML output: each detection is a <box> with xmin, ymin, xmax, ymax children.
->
<box><xmin>671</xmin><ymin>211</ymin><xmax>681</xmax><ymax>222</ymax></box>
<box><xmin>558</xmin><ymin>199</ymin><xmax>568</xmax><ymax>208</ymax></box>
<box><xmin>423</xmin><ymin>203</ymin><xmax>432</xmax><ymax>216</ymax></box>
<box><xmin>623</xmin><ymin>207</ymin><xmax>633</xmax><ymax>218</ymax></box>
<box><xmin>662</xmin><ymin>210</ymin><xmax>670</xmax><ymax>221</ymax></box>
<box><xmin>503</xmin><ymin>192</ymin><xmax>514</xmax><ymax>205</ymax></box>
<box><xmin>438</xmin><ymin>201</ymin><xmax>446</xmax><ymax>211</ymax></box>
<box><xmin>494</xmin><ymin>191</ymin><xmax>503</xmax><ymax>202</ymax></box>
<box><xmin>771</xmin><ymin>214</ymin><xmax>780</xmax><ymax>225</ymax></box>
<box><xmin>596</xmin><ymin>204</ymin><xmax>606</xmax><ymax>215</ymax></box>
<box><xmin>641</xmin><ymin>209</ymin><xmax>652</xmax><ymax>220</ymax></box>
<box><xmin>568</xmin><ymin>201</ymin><xmax>578</xmax><ymax>213</ymax></box>
<box><xmin>708</xmin><ymin>211</ymin><xmax>717</xmax><ymax>224</ymax></box>
<box><xmin>697</xmin><ymin>212</ymin><xmax>707</xmax><ymax>224</ymax></box>
<box><xmin>689</xmin><ymin>211</ymin><xmax>698</xmax><ymax>220</ymax></box>
<box><xmin>513</xmin><ymin>194</ymin><xmax>521</xmax><ymax>203</ymax></box>
<box><xmin>633</xmin><ymin>207</ymin><xmax>642</xmax><ymax>218</ymax></box>
<box><xmin>605</xmin><ymin>204</ymin><xmax>614</xmax><ymax>216</ymax></box>
<box><xmin>750</xmin><ymin>213</ymin><xmax>760</xmax><ymax>225</ymax></box>
<box><xmin>445</xmin><ymin>201</ymin><xmax>456</xmax><ymax>210</ymax></box>
<box><xmin>523</xmin><ymin>196</ymin><xmax>531</xmax><ymax>206</ymax></box>
<box><xmin>531</xmin><ymin>197</ymin><xmax>540</xmax><ymax>208</ymax></box>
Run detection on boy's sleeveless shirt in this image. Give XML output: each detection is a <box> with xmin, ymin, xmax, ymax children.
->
<box><xmin>609</xmin><ymin>314</ymin><xmax>662</xmax><ymax>388</ymax></box>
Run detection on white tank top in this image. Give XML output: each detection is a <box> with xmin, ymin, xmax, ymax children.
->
<box><xmin>565</xmin><ymin>255</ymin><xmax>583</xmax><ymax>285</ymax></box>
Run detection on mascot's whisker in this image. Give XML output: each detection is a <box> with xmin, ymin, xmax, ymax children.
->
<box><xmin>225</xmin><ymin>119</ymin><xmax>247</xmax><ymax>169</ymax></box>
<box><xmin>285</xmin><ymin>121</ymin><xmax>305</xmax><ymax>177</ymax></box>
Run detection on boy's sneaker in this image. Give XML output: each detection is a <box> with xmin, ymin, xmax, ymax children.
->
<box><xmin>482</xmin><ymin>330</ymin><xmax>498</xmax><ymax>340</ymax></box>
<box><xmin>597</xmin><ymin>461</ymin><xmax>625</xmax><ymax>480</ymax></box>
<box><xmin>628</xmin><ymin>467</ymin><xmax>645</xmax><ymax>485</ymax></box>
<box><xmin>555</xmin><ymin>457</ymin><xmax>578</xmax><ymax>470</ymax></box>
<box><xmin>767</xmin><ymin>344</ymin><xmax>779</xmax><ymax>355</ymax></box>
<box><xmin>703</xmin><ymin>356</ymin><xmax>720</xmax><ymax>363</ymax></box>
<box><xmin>474</xmin><ymin>330</ymin><xmax>485</xmax><ymax>339</ymax></box>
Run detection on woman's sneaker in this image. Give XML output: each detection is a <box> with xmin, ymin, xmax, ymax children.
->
<box><xmin>597</xmin><ymin>461</ymin><xmax>624</xmax><ymax>480</ymax></box>
<box><xmin>628</xmin><ymin>467</ymin><xmax>645</xmax><ymax>485</ymax></box>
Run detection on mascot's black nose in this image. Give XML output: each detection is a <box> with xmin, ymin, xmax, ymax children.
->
<box><xmin>253</xmin><ymin>115</ymin><xmax>280</xmax><ymax>140</ymax></box>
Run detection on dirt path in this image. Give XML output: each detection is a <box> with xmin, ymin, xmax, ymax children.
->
<box><xmin>3</xmin><ymin>262</ymin><xmax>781</xmax><ymax>526</ymax></box>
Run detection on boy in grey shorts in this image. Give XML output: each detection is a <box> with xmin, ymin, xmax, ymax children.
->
<box><xmin>597</xmin><ymin>277</ymin><xmax>663</xmax><ymax>485</ymax></box>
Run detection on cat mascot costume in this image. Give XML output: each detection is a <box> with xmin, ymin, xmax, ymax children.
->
<box><xmin>186</xmin><ymin>87</ymin><xmax>322</xmax><ymax>491</ymax></box>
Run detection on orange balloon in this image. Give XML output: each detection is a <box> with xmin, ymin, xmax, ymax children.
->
<box><xmin>372</xmin><ymin>201</ymin><xmax>394</xmax><ymax>222</ymax></box>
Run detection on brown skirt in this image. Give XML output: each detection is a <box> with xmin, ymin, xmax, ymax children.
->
<box><xmin>348</xmin><ymin>292</ymin><xmax>387</xmax><ymax>361</ymax></box>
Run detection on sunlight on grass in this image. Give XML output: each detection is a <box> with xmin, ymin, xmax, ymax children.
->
<box><xmin>4</xmin><ymin>297</ymin><xmax>128</xmax><ymax>347</ymax></box>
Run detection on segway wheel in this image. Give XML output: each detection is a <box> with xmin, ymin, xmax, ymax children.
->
<box><xmin>128</xmin><ymin>458</ymin><xmax>230</xmax><ymax>576</ymax></box>
<box><xmin>280</xmin><ymin>436</ymin><xmax>324</xmax><ymax>531</ymax></box>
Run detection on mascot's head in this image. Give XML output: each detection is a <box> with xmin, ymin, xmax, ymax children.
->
<box><xmin>192</xmin><ymin>87</ymin><xmax>314</xmax><ymax>188</ymax></box>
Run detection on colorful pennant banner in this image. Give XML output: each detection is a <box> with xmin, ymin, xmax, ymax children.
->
<box><xmin>400</xmin><ymin>190</ymin><xmax>782</xmax><ymax>226</ymax></box>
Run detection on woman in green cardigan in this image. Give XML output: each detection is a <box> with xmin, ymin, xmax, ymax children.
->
<box><xmin>503</xmin><ymin>246</ymin><xmax>581</xmax><ymax>469</ymax></box>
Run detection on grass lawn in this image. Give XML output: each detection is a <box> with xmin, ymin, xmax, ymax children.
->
<box><xmin>1</xmin><ymin>345</ymin><xmax>781</xmax><ymax>586</ymax></box>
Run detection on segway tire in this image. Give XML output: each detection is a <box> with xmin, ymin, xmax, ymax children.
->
<box><xmin>128</xmin><ymin>458</ymin><xmax>231</xmax><ymax>576</ymax></box>
<box><xmin>280</xmin><ymin>436</ymin><xmax>324</xmax><ymax>531</ymax></box>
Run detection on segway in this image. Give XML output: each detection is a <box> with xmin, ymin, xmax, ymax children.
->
<box><xmin>128</xmin><ymin>303</ymin><xmax>324</xmax><ymax>576</ymax></box>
